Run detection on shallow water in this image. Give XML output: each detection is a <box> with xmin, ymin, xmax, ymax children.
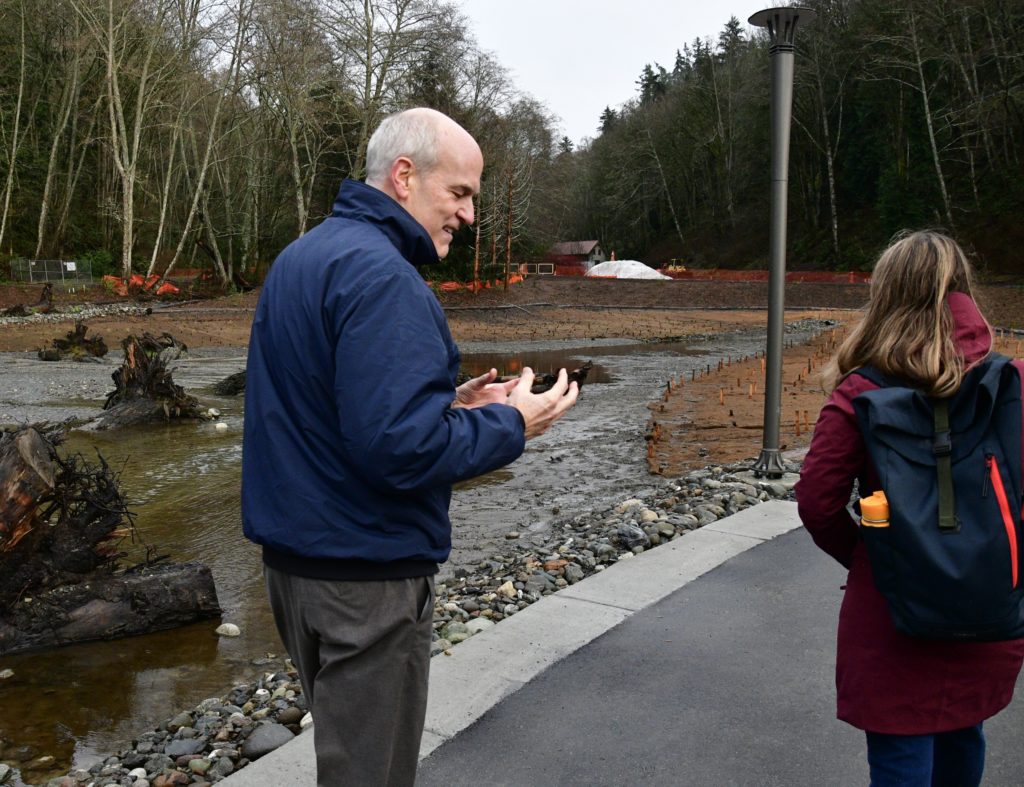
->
<box><xmin>0</xmin><ymin>328</ymin><xmax>797</xmax><ymax>784</ymax></box>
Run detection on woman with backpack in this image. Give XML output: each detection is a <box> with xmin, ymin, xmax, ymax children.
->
<box><xmin>796</xmin><ymin>230</ymin><xmax>1024</xmax><ymax>786</ymax></box>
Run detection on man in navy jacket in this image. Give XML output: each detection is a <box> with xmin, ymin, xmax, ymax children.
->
<box><xmin>242</xmin><ymin>107</ymin><xmax>578</xmax><ymax>785</ymax></box>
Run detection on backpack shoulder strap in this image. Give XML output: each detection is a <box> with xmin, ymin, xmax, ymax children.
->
<box><xmin>932</xmin><ymin>398</ymin><xmax>957</xmax><ymax>531</ymax></box>
<box><xmin>852</xmin><ymin>365</ymin><xmax>886</xmax><ymax>387</ymax></box>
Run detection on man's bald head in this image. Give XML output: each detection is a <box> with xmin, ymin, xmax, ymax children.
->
<box><xmin>365</xmin><ymin>108</ymin><xmax>478</xmax><ymax>188</ymax></box>
<box><xmin>364</xmin><ymin>108</ymin><xmax>483</xmax><ymax>259</ymax></box>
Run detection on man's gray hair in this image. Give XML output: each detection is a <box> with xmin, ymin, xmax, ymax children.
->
<box><xmin>365</xmin><ymin>109</ymin><xmax>441</xmax><ymax>186</ymax></box>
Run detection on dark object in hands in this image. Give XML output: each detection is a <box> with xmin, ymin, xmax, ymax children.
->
<box><xmin>529</xmin><ymin>361</ymin><xmax>592</xmax><ymax>394</ymax></box>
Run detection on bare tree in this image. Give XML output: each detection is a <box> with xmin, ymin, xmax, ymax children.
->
<box><xmin>69</xmin><ymin>0</ymin><xmax>180</xmax><ymax>277</ymax></box>
<box><xmin>0</xmin><ymin>0</ymin><xmax>27</xmax><ymax>254</ymax></box>
<box><xmin>321</xmin><ymin>0</ymin><xmax>444</xmax><ymax>178</ymax></box>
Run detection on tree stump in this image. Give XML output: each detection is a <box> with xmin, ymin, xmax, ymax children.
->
<box><xmin>38</xmin><ymin>321</ymin><xmax>108</xmax><ymax>361</ymax></box>
<box><xmin>0</xmin><ymin>426</ymin><xmax>222</xmax><ymax>653</ymax></box>
<box><xmin>85</xmin><ymin>332</ymin><xmax>203</xmax><ymax>429</ymax></box>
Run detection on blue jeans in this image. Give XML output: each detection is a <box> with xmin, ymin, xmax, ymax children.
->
<box><xmin>866</xmin><ymin>724</ymin><xmax>985</xmax><ymax>787</ymax></box>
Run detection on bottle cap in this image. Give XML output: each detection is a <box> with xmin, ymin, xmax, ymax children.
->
<box><xmin>860</xmin><ymin>490</ymin><xmax>889</xmax><ymax>522</ymax></box>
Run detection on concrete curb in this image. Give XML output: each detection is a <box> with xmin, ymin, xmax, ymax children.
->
<box><xmin>222</xmin><ymin>501</ymin><xmax>802</xmax><ymax>786</ymax></box>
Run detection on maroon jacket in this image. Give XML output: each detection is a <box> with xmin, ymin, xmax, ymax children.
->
<box><xmin>796</xmin><ymin>292</ymin><xmax>1024</xmax><ymax>734</ymax></box>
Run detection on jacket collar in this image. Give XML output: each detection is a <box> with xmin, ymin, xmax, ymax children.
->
<box><xmin>332</xmin><ymin>179</ymin><xmax>440</xmax><ymax>268</ymax></box>
<box><xmin>948</xmin><ymin>291</ymin><xmax>992</xmax><ymax>365</ymax></box>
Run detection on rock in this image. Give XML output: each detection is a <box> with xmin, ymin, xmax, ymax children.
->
<box><xmin>0</xmin><ymin>765</ymin><xmax>10</xmax><ymax>784</ymax></box>
<box><xmin>443</xmin><ymin>621</ymin><xmax>471</xmax><ymax>644</ymax></box>
<box><xmin>0</xmin><ymin>669</ymin><xmax>12</xmax><ymax>679</ymax></box>
<box><xmin>128</xmin><ymin>767</ymin><xmax>148</xmax><ymax>779</ymax></box>
<box><xmin>465</xmin><ymin>618</ymin><xmax>495</xmax><ymax>635</ymax></box>
<box><xmin>300</xmin><ymin>713</ymin><xmax>313</xmax><ymax>730</ymax></box>
<box><xmin>614</xmin><ymin>498</ymin><xmax>644</xmax><ymax>514</ymax></box>
<box><xmin>153</xmin><ymin>772</ymin><xmax>190</xmax><ymax>786</ymax></box>
<box><xmin>564</xmin><ymin>564</ymin><xmax>585</xmax><ymax>584</ymax></box>
<box><xmin>211</xmin><ymin>757</ymin><xmax>235</xmax><ymax>778</ymax></box>
<box><xmin>188</xmin><ymin>758</ymin><xmax>213</xmax><ymax>774</ymax></box>
<box><xmin>165</xmin><ymin>738</ymin><xmax>205</xmax><ymax>757</ymax></box>
<box><xmin>216</xmin><ymin>623</ymin><xmax>241</xmax><ymax>637</ymax></box>
<box><xmin>614</xmin><ymin>522</ymin><xmax>650</xmax><ymax>550</ymax></box>
<box><xmin>144</xmin><ymin>754</ymin><xmax>174</xmax><ymax>773</ymax></box>
<box><xmin>195</xmin><ymin>698</ymin><xmax>222</xmax><ymax>714</ymax></box>
<box><xmin>240</xmin><ymin>723</ymin><xmax>294</xmax><ymax>761</ymax></box>
<box><xmin>277</xmin><ymin>707</ymin><xmax>304</xmax><ymax>726</ymax></box>
<box><xmin>639</xmin><ymin>508</ymin><xmax>659</xmax><ymax>523</ymax></box>
<box><xmin>496</xmin><ymin>581</ymin><xmax>517</xmax><ymax>598</ymax></box>
<box><xmin>167</xmin><ymin>712</ymin><xmax>193</xmax><ymax>733</ymax></box>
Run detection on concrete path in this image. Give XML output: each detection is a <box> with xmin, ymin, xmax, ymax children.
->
<box><xmin>223</xmin><ymin>501</ymin><xmax>1024</xmax><ymax>786</ymax></box>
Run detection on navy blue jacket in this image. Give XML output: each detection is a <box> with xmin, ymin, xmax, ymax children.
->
<box><xmin>241</xmin><ymin>180</ymin><xmax>526</xmax><ymax>579</ymax></box>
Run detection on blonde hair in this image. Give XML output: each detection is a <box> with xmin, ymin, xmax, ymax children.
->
<box><xmin>824</xmin><ymin>230</ymin><xmax>986</xmax><ymax>397</ymax></box>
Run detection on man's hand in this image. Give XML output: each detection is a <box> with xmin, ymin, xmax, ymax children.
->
<box><xmin>506</xmin><ymin>367</ymin><xmax>579</xmax><ymax>440</ymax></box>
<box><xmin>453</xmin><ymin>368</ymin><xmax>518</xmax><ymax>409</ymax></box>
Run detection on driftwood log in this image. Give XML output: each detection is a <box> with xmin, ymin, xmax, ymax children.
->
<box><xmin>0</xmin><ymin>426</ymin><xmax>221</xmax><ymax>655</ymax></box>
<box><xmin>0</xmin><ymin>562</ymin><xmax>220</xmax><ymax>655</ymax></box>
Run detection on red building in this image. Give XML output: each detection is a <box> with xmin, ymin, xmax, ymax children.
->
<box><xmin>521</xmin><ymin>240</ymin><xmax>607</xmax><ymax>276</ymax></box>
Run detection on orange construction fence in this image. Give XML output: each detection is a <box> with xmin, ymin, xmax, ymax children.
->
<box><xmin>432</xmin><ymin>275</ymin><xmax>524</xmax><ymax>292</ymax></box>
<box><xmin>658</xmin><ymin>268</ymin><xmax>870</xmax><ymax>283</ymax></box>
<box><xmin>102</xmin><ymin>274</ymin><xmax>180</xmax><ymax>297</ymax></box>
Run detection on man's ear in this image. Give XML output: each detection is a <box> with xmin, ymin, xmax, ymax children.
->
<box><xmin>390</xmin><ymin>156</ymin><xmax>415</xmax><ymax>201</ymax></box>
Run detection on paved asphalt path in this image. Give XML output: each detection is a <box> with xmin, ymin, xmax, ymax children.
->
<box><xmin>416</xmin><ymin>529</ymin><xmax>1024</xmax><ymax>787</ymax></box>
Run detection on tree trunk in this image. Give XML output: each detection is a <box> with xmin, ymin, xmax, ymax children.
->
<box><xmin>473</xmin><ymin>193</ymin><xmax>481</xmax><ymax>289</ymax></box>
<box><xmin>0</xmin><ymin>3</ymin><xmax>27</xmax><ymax>254</ymax></box>
<box><xmin>815</xmin><ymin>67</ymin><xmax>841</xmax><ymax>261</ymax></box>
<box><xmin>646</xmin><ymin>129</ymin><xmax>685</xmax><ymax>248</ymax></box>
<box><xmin>504</xmin><ymin>173</ymin><xmax>513</xmax><ymax>290</ymax></box>
<box><xmin>35</xmin><ymin>34</ymin><xmax>81</xmax><ymax>259</ymax></box>
<box><xmin>908</xmin><ymin>7</ymin><xmax>955</xmax><ymax>228</ymax></box>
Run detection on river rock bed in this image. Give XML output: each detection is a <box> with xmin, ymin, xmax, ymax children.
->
<box><xmin>0</xmin><ymin>303</ymin><xmax>151</xmax><ymax>329</ymax></box>
<box><xmin>32</xmin><ymin>458</ymin><xmax>798</xmax><ymax>787</ymax></box>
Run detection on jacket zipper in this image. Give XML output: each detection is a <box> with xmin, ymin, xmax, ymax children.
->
<box><xmin>987</xmin><ymin>455</ymin><xmax>1019</xmax><ymax>589</ymax></box>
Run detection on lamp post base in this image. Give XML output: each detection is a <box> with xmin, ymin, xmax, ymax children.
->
<box><xmin>752</xmin><ymin>448</ymin><xmax>787</xmax><ymax>479</ymax></box>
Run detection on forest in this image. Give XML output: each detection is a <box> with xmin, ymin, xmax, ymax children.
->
<box><xmin>0</xmin><ymin>0</ymin><xmax>1021</xmax><ymax>285</ymax></box>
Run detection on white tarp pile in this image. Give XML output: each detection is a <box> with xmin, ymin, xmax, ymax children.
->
<box><xmin>585</xmin><ymin>260</ymin><xmax>671</xmax><ymax>280</ymax></box>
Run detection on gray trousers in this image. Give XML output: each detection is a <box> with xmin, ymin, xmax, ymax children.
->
<box><xmin>265</xmin><ymin>566</ymin><xmax>435</xmax><ymax>786</ymax></box>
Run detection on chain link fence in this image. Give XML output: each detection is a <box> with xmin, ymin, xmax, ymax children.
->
<box><xmin>10</xmin><ymin>258</ymin><xmax>93</xmax><ymax>286</ymax></box>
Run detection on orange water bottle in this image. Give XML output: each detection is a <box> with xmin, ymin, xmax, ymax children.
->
<box><xmin>860</xmin><ymin>491</ymin><xmax>890</xmax><ymax>528</ymax></box>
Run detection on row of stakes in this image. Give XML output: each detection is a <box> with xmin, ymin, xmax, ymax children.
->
<box><xmin>645</xmin><ymin>323</ymin><xmax>848</xmax><ymax>470</ymax></box>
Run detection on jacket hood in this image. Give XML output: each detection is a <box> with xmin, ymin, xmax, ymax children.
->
<box><xmin>948</xmin><ymin>291</ymin><xmax>992</xmax><ymax>365</ymax></box>
<box><xmin>332</xmin><ymin>179</ymin><xmax>440</xmax><ymax>268</ymax></box>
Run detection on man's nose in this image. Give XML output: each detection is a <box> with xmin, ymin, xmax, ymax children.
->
<box><xmin>457</xmin><ymin>199</ymin><xmax>474</xmax><ymax>227</ymax></box>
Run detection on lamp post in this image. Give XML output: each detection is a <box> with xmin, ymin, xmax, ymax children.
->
<box><xmin>749</xmin><ymin>6</ymin><xmax>815</xmax><ymax>479</ymax></box>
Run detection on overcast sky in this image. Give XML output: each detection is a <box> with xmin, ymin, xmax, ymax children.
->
<box><xmin>454</xmin><ymin>1</ymin><xmax>751</xmax><ymax>146</ymax></box>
